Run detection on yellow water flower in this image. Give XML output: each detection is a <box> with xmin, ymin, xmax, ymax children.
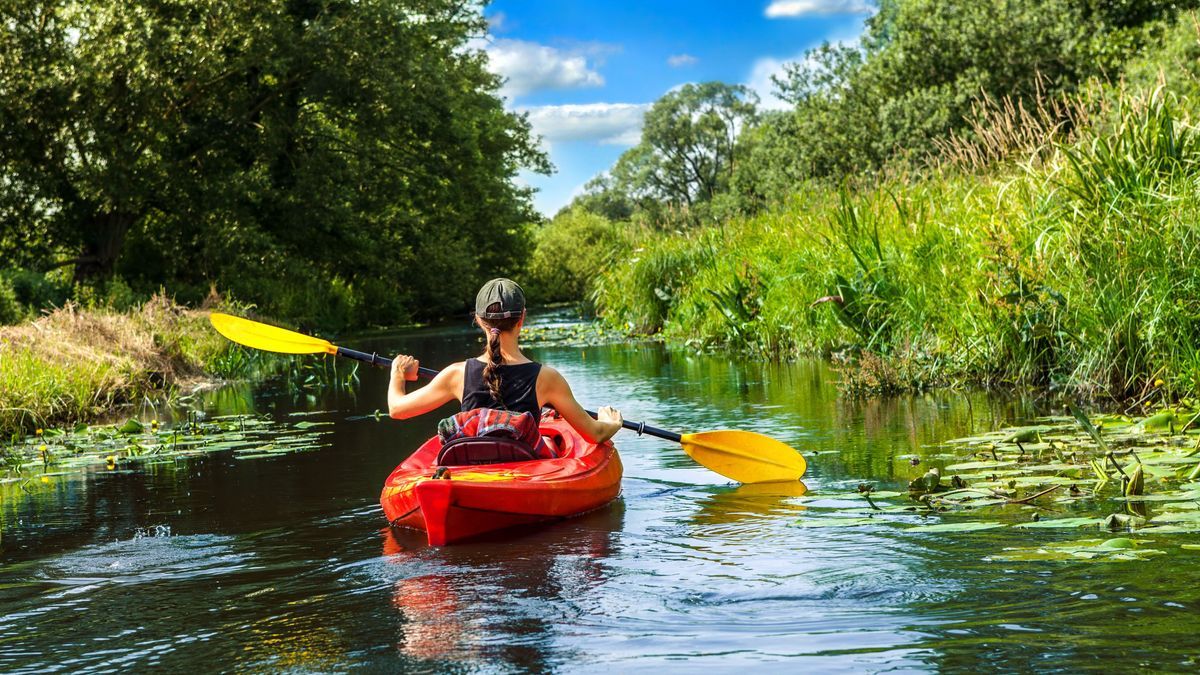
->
<box><xmin>1155</xmin><ymin>378</ymin><xmax>1165</xmax><ymax>387</ymax></box>
<box><xmin>40</xmin><ymin>476</ymin><xmax>50</xmax><ymax>484</ymax></box>
<box><xmin>35</xmin><ymin>428</ymin><xmax>43</xmax><ymax>436</ymax></box>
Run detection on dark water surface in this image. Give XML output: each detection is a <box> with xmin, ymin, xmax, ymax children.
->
<box><xmin>2</xmin><ymin>317</ymin><xmax>1199</xmax><ymax>672</ymax></box>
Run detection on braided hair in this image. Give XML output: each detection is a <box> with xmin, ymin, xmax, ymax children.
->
<box><xmin>479</xmin><ymin>302</ymin><xmax>521</xmax><ymax>407</ymax></box>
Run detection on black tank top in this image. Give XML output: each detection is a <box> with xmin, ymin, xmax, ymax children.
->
<box><xmin>461</xmin><ymin>359</ymin><xmax>542</xmax><ymax>418</ymax></box>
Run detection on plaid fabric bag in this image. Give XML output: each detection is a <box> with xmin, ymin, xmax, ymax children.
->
<box><xmin>437</xmin><ymin>408</ymin><xmax>554</xmax><ymax>458</ymax></box>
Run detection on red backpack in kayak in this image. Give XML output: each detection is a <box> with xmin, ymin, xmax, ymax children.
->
<box><xmin>435</xmin><ymin>408</ymin><xmax>554</xmax><ymax>466</ymax></box>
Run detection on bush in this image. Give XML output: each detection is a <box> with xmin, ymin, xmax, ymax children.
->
<box><xmin>527</xmin><ymin>209</ymin><xmax>629</xmax><ymax>306</ymax></box>
<box><xmin>230</xmin><ymin>269</ymin><xmax>362</xmax><ymax>333</ymax></box>
<box><xmin>0</xmin><ymin>277</ymin><xmax>23</xmax><ymax>325</ymax></box>
<box><xmin>2</xmin><ymin>268</ymin><xmax>71</xmax><ymax>312</ymax></box>
<box><xmin>1123</xmin><ymin>13</ymin><xmax>1200</xmax><ymax>99</ymax></box>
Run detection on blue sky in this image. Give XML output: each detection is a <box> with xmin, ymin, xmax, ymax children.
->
<box><xmin>477</xmin><ymin>1</ymin><xmax>874</xmax><ymax>216</ymax></box>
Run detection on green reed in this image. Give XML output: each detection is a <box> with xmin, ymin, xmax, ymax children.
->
<box><xmin>593</xmin><ymin>88</ymin><xmax>1200</xmax><ymax>400</ymax></box>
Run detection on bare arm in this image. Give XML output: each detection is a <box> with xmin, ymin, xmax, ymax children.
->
<box><xmin>538</xmin><ymin>366</ymin><xmax>622</xmax><ymax>444</ymax></box>
<box><xmin>388</xmin><ymin>356</ymin><xmax>462</xmax><ymax>420</ymax></box>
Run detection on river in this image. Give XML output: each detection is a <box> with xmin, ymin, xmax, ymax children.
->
<box><xmin>2</xmin><ymin>315</ymin><xmax>1198</xmax><ymax>672</ymax></box>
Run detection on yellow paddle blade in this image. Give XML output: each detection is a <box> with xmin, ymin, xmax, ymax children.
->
<box><xmin>680</xmin><ymin>430</ymin><xmax>807</xmax><ymax>484</ymax></box>
<box><xmin>208</xmin><ymin>313</ymin><xmax>338</xmax><ymax>355</ymax></box>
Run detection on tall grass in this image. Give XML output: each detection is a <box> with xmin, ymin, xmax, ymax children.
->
<box><xmin>593</xmin><ymin>88</ymin><xmax>1200</xmax><ymax>399</ymax></box>
<box><xmin>0</xmin><ymin>296</ymin><xmax>266</xmax><ymax>435</ymax></box>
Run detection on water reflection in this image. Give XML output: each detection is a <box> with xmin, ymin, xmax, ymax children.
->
<box><xmin>383</xmin><ymin>503</ymin><xmax>624</xmax><ymax>670</ymax></box>
<box><xmin>7</xmin><ymin>312</ymin><xmax>1198</xmax><ymax>671</ymax></box>
<box><xmin>690</xmin><ymin>481</ymin><xmax>809</xmax><ymax>528</ymax></box>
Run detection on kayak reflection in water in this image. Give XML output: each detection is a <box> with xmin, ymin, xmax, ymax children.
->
<box><xmin>382</xmin><ymin>510</ymin><xmax>621</xmax><ymax>666</ymax></box>
<box><xmin>386</xmin><ymin>278</ymin><xmax>623</xmax><ymax>449</ymax></box>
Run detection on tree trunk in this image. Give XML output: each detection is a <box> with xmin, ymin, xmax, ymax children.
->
<box><xmin>73</xmin><ymin>211</ymin><xmax>136</xmax><ymax>282</ymax></box>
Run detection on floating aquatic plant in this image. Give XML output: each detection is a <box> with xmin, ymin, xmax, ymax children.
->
<box><xmin>0</xmin><ymin>412</ymin><xmax>333</xmax><ymax>483</ymax></box>
<box><xmin>987</xmin><ymin>538</ymin><xmax>1166</xmax><ymax>562</ymax></box>
<box><xmin>792</xmin><ymin>406</ymin><xmax>1200</xmax><ymax>560</ymax></box>
<box><xmin>519</xmin><ymin>322</ymin><xmax>632</xmax><ymax>348</ymax></box>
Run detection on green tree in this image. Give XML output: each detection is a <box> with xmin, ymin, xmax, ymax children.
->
<box><xmin>562</xmin><ymin>173</ymin><xmax>635</xmax><ymax>222</ymax></box>
<box><xmin>0</xmin><ymin>0</ymin><xmax>547</xmax><ymax>326</ymax></box>
<box><xmin>764</xmin><ymin>0</ymin><xmax>1197</xmax><ymax>182</ymax></box>
<box><xmin>574</xmin><ymin>82</ymin><xmax>758</xmax><ymax>225</ymax></box>
<box><xmin>528</xmin><ymin>208</ymin><xmax>625</xmax><ymax>304</ymax></box>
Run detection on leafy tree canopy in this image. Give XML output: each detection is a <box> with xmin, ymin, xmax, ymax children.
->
<box><xmin>0</xmin><ymin>0</ymin><xmax>548</xmax><ymax>327</ymax></box>
<box><xmin>570</xmin><ymin>82</ymin><xmax>758</xmax><ymax>227</ymax></box>
<box><xmin>564</xmin><ymin>0</ymin><xmax>1198</xmax><ymax>232</ymax></box>
<box><xmin>768</xmin><ymin>0</ymin><xmax>1197</xmax><ymax>180</ymax></box>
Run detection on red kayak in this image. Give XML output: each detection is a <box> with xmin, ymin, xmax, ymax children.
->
<box><xmin>380</xmin><ymin>416</ymin><xmax>623</xmax><ymax>545</ymax></box>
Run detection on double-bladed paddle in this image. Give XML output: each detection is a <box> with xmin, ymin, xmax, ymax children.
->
<box><xmin>208</xmin><ymin>312</ymin><xmax>807</xmax><ymax>483</ymax></box>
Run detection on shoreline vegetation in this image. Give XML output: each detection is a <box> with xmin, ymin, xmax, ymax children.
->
<box><xmin>593</xmin><ymin>88</ymin><xmax>1200</xmax><ymax>400</ymax></box>
<box><xmin>531</xmin><ymin>7</ymin><xmax>1200</xmax><ymax>402</ymax></box>
<box><xmin>0</xmin><ymin>1</ymin><xmax>544</xmax><ymax>333</ymax></box>
<box><xmin>0</xmin><ymin>300</ymin><xmax>617</xmax><ymax>440</ymax></box>
<box><xmin>0</xmin><ymin>296</ymin><xmax>264</xmax><ymax>437</ymax></box>
<box><xmin>6</xmin><ymin>1</ymin><xmax>1200</xmax><ymax>429</ymax></box>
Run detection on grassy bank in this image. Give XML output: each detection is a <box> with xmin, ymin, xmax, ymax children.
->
<box><xmin>590</xmin><ymin>88</ymin><xmax>1200</xmax><ymax>400</ymax></box>
<box><xmin>0</xmin><ymin>296</ymin><xmax>263</xmax><ymax>437</ymax></box>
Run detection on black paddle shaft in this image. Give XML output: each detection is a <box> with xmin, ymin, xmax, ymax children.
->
<box><xmin>336</xmin><ymin>346</ymin><xmax>439</xmax><ymax>378</ymax></box>
<box><xmin>337</xmin><ymin>346</ymin><xmax>682</xmax><ymax>443</ymax></box>
<box><xmin>587</xmin><ymin>412</ymin><xmax>682</xmax><ymax>443</ymax></box>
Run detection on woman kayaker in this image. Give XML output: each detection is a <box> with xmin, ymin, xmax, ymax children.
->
<box><xmin>387</xmin><ymin>278</ymin><xmax>624</xmax><ymax>446</ymax></box>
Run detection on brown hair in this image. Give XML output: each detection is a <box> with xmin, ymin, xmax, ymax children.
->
<box><xmin>479</xmin><ymin>302</ymin><xmax>521</xmax><ymax>406</ymax></box>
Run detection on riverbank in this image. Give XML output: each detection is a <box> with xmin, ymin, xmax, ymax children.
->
<box><xmin>0</xmin><ymin>296</ymin><xmax>261</xmax><ymax>437</ymax></box>
<box><xmin>590</xmin><ymin>89</ymin><xmax>1200</xmax><ymax>401</ymax></box>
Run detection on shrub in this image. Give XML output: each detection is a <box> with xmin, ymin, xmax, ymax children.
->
<box><xmin>2</xmin><ymin>269</ymin><xmax>71</xmax><ymax>312</ymax></box>
<box><xmin>528</xmin><ymin>209</ymin><xmax>629</xmax><ymax>306</ymax></box>
<box><xmin>0</xmin><ymin>277</ymin><xmax>23</xmax><ymax>325</ymax></box>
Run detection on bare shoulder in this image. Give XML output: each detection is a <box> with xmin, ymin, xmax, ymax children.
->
<box><xmin>536</xmin><ymin>364</ymin><xmax>570</xmax><ymax>399</ymax></box>
<box><xmin>538</xmin><ymin>364</ymin><xmax>566</xmax><ymax>385</ymax></box>
<box><xmin>435</xmin><ymin>361</ymin><xmax>467</xmax><ymax>390</ymax></box>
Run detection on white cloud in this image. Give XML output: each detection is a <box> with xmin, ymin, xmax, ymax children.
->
<box><xmin>764</xmin><ymin>0</ymin><xmax>874</xmax><ymax>18</ymax></box>
<box><xmin>484</xmin><ymin>38</ymin><xmax>606</xmax><ymax>100</ymax></box>
<box><xmin>746</xmin><ymin>55</ymin><xmax>796</xmax><ymax>111</ymax></box>
<box><xmin>486</xmin><ymin>11</ymin><xmax>509</xmax><ymax>32</ymax></box>
<box><xmin>521</xmin><ymin>103</ymin><xmax>650</xmax><ymax>146</ymax></box>
<box><xmin>667</xmin><ymin>53</ymin><xmax>698</xmax><ymax>67</ymax></box>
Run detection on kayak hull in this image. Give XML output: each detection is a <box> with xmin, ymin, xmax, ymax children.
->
<box><xmin>380</xmin><ymin>417</ymin><xmax>622</xmax><ymax>545</ymax></box>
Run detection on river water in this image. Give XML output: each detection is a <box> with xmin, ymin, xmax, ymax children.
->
<box><xmin>2</xmin><ymin>317</ymin><xmax>1199</xmax><ymax>672</ymax></box>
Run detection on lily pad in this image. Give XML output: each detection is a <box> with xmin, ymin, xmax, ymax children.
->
<box><xmin>1150</xmin><ymin>511</ymin><xmax>1200</xmax><ymax>524</ymax></box>
<box><xmin>291</xmin><ymin>421</ymin><xmax>333</xmax><ymax>429</ymax></box>
<box><xmin>1013</xmin><ymin>517</ymin><xmax>1106</xmax><ymax>529</ymax></box>
<box><xmin>988</xmin><ymin>538</ymin><xmax>1166</xmax><ymax>562</ymax></box>
<box><xmin>929</xmin><ymin>496</ymin><xmax>1010</xmax><ymax>508</ymax></box>
<box><xmin>0</xmin><ymin>413</ymin><xmax>332</xmax><ymax>480</ymax></box>
<box><xmin>1137</xmin><ymin>525</ymin><xmax>1200</xmax><ymax>534</ymax></box>
<box><xmin>1136</xmin><ymin>411</ymin><xmax>1190</xmax><ymax>432</ymax></box>
<box><xmin>945</xmin><ymin>460</ymin><xmax>1016</xmax><ymax>471</ymax></box>
<box><xmin>1005</xmin><ymin>428</ymin><xmax>1045</xmax><ymax>443</ymax></box>
<box><xmin>906</xmin><ymin>521</ymin><xmax>1007</xmax><ymax>533</ymax></box>
<box><xmin>794</xmin><ymin>517</ymin><xmax>889</xmax><ymax>528</ymax></box>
